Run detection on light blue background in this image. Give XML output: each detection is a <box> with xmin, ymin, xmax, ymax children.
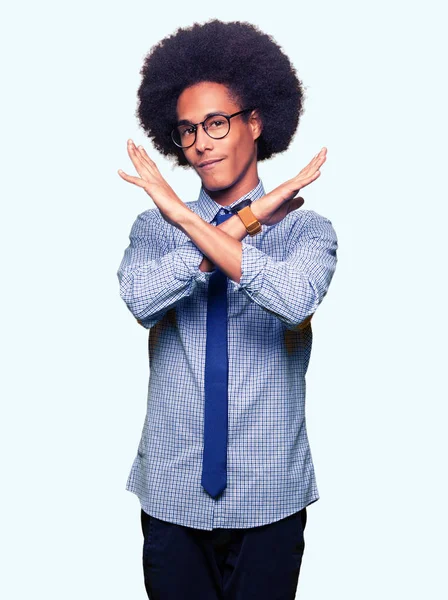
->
<box><xmin>1</xmin><ymin>1</ymin><xmax>446</xmax><ymax>598</ymax></box>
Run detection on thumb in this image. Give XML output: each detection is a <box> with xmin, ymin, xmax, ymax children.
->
<box><xmin>288</xmin><ymin>196</ymin><xmax>305</xmax><ymax>212</ymax></box>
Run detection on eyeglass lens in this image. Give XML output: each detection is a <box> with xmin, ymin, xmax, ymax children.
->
<box><xmin>172</xmin><ymin>114</ymin><xmax>230</xmax><ymax>148</ymax></box>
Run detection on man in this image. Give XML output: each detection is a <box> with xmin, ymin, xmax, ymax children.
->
<box><xmin>117</xmin><ymin>19</ymin><xmax>338</xmax><ymax>600</ymax></box>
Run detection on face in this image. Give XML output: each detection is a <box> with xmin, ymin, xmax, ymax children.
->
<box><xmin>175</xmin><ymin>82</ymin><xmax>262</xmax><ymax>199</ymax></box>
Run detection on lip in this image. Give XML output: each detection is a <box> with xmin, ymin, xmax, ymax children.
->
<box><xmin>197</xmin><ymin>158</ymin><xmax>224</xmax><ymax>169</ymax></box>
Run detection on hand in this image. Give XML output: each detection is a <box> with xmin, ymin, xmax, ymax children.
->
<box><xmin>118</xmin><ymin>139</ymin><xmax>187</xmax><ymax>226</ymax></box>
<box><xmin>255</xmin><ymin>147</ymin><xmax>327</xmax><ymax>227</ymax></box>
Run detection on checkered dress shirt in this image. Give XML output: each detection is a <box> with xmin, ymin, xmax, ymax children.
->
<box><xmin>117</xmin><ymin>179</ymin><xmax>338</xmax><ymax>530</ymax></box>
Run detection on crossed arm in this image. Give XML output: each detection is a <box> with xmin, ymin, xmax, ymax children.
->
<box><xmin>117</xmin><ymin>140</ymin><xmax>337</xmax><ymax>330</ymax></box>
<box><xmin>179</xmin><ymin>201</ymin><xmax>264</xmax><ymax>280</ymax></box>
<box><xmin>117</xmin><ymin>206</ymin><xmax>338</xmax><ymax>331</ymax></box>
<box><xmin>118</xmin><ymin>140</ymin><xmax>327</xmax><ymax>282</ymax></box>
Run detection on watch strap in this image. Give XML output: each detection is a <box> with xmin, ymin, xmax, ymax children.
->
<box><xmin>235</xmin><ymin>205</ymin><xmax>262</xmax><ymax>236</ymax></box>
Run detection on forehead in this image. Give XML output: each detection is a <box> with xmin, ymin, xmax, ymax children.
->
<box><xmin>176</xmin><ymin>81</ymin><xmax>240</xmax><ymax>122</ymax></box>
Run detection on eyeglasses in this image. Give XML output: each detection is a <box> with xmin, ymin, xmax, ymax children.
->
<box><xmin>171</xmin><ymin>108</ymin><xmax>255</xmax><ymax>149</ymax></box>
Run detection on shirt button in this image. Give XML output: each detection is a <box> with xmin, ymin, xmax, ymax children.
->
<box><xmin>220</xmin><ymin>209</ymin><xmax>226</xmax><ymax>215</ymax></box>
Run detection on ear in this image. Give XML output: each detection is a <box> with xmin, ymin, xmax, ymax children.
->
<box><xmin>249</xmin><ymin>109</ymin><xmax>263</xmax><ymax>141</ymax></box>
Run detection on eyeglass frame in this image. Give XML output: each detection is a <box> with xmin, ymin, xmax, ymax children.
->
<box><xmin>170</xmin><ymin>108</ymin><xmax>256</xmax><ymax>149</ymax></box>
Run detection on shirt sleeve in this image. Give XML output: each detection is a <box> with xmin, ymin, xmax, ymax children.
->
<box><xmin>117</xmin><ymin>208</ymin><xmax>214</xmax><ymax>329</ymax></box>
<box><xmin>228</xmin><ymin>211</ymin><xmax>338</xmax><ymax>330</ymax></box>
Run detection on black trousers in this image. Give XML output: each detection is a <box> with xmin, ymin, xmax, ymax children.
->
<box><xmin>140</xmin><ymin>507</ymin><xmax>307</xmax><ymax>600</ymax></box>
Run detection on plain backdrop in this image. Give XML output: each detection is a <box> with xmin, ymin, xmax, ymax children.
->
<box><xmin>1</xmin><ymin>1</ymin><xmax>447</xmax><ymax>598</ymax></box>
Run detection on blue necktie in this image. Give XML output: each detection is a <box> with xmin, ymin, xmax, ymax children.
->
<box><xmin>201</xmin><ymin>209</ymin><xmax>234</xmax><ymax>498</ymax></box>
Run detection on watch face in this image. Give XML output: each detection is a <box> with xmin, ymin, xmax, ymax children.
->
<box><xmin>231</xmin><ymin>198</ymin><xmax>252</xmax><ymax>214</ymax></box>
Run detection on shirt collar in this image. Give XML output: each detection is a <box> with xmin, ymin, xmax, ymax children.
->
<box><xmin>194</xmin><ymin>179</ymin><xmax>265</xmax><ymax>223</ymax></box>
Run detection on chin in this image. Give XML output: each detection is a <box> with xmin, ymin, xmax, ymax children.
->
<box><xmin>199</xmin><ymin>174</ymin><xmax>234</xmax><ymax>192</ymax></box>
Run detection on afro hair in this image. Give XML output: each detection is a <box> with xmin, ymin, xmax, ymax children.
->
<box><xmin>136</xmin><ymin>19</ymin><xmax>307</xmax><ymax>167</ymax></box>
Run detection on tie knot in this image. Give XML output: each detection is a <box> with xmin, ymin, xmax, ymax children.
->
<box><xmin>215</xmin><ymin>209</ymin><xmax>233</xmax><ymax>225</ymax></box>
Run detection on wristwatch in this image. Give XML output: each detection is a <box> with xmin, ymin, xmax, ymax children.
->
<box><xmin>230</xmin><ymin>198</ymin><xmax>262</xmax><ymax>237</ymax></box>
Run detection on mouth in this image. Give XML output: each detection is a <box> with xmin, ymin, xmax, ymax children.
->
<box><xmin>197</xmin><ymin>158</ymin><xmax>224</xmax><ymax>170</ymax></box>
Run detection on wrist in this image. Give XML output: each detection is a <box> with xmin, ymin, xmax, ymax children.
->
<box><xmin>250</xmin><ymin>200</ymin><xmax>268</xmax><ymax>225</ymax></box>
<box><xmin>174</xmin><ymin>207</ymin><xmax>198</xmax><ymax>230</ymax></box>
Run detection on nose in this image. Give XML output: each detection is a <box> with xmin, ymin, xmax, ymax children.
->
<box><xmin>194</xmin><ymin>125</ymin><xmax>213</xmax><ymax>153</ymax></box>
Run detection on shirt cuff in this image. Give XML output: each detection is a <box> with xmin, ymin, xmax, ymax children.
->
<box><xmin>229</xmin><ymin>241</ymin><xmax>267</xmax><ymax>294</ymax></box>
<box><xmin>172</xmin><ymin>240</ymin><xmax>215</xmax><ymax>284</ymax></box>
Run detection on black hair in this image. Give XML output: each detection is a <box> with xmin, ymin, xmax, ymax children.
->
<box><xmin>136</xmin><ymin>19</ymin><xmax>306</xmax><ymax>167</ymax></box>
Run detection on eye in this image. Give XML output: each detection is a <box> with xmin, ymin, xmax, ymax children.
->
<box><xmin>180</xmin><ymin>126</ymin><xmax>195</xmax><ymax>137</ymax></box>
<box><xmin>208</xmin><ymin>118</ymin><xmax>226</xmax><ymax>129</ymax></box>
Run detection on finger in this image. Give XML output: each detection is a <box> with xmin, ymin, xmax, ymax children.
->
<box><xmin>117</xmin><ymin>169</ymin><xmax>147</xmax><ymax>188</ymax></box>
<box><xmin>127</xmin><ymin>139</ymin><xmax>143</xmax><ymax>162</ymax></box>
<box><xmin>127</xmin><ymin>140</ymin><xmax>147</xmax><ymax>173</ymax></box>
<box><xmin>307</xmin><ymin>147</ymin><xmax>327</xmax><ymax>168</ymax></box>
<box><xmin>294</xmin><ymin>170</ymin><xmax>321</xmax><ymax>191</ymax></box>
<box><xmin>130</xmin><ymin>142</ymin><xmax>161</xmax><ymax>180</ymax></box>
<box><xmin>296</xmin><ymin>151</ymin><xmax>326</xmax><ymax>181</ymax></box>
<box><xmin>291</xmin><ymin>196</ymin><xmax>305</xmax><ymax>209</ymax></box>
<box><xmin>310</xmin><ymin>147</ymin><xmax>327</xmax><ymax>167</ymax></box>
<box><xmin>284</xmin><ymin>196</ymin><xmax>305</xmax><ymax>216</ymax></box>
<box><xmin>137</xmin><ymin>145</ymin><xmax>158</xmax><ymax>168</ymax></box>
<box><xmin>314</xmin><ymin>147</ymin><xmax>327</xmax><ymax>159</ymax></box>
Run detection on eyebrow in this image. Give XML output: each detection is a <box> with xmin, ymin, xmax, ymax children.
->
<box><xmin>176</xmin><ymin>111</ymin><xmax>230</xmax><ymax>126</ymax></box>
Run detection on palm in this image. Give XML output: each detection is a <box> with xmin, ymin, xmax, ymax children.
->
<box><xmin>259</xmin><ymin>147</ymin><xmax>327</xmax><ymax>226</ymax></box>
